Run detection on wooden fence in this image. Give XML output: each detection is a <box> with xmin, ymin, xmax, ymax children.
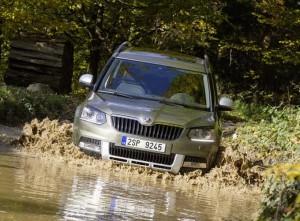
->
<box><xmin>5</xmin><ymin>37</ymin><xmax>73</xmax><ymax>93</ymax></box>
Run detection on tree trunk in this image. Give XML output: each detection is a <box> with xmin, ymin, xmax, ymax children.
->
<box><xmin>89</xmin><ymin>39</ymin><xmax>101</xmax><ymax>83</ymax></box>
<box><xmin>0</xmin><ymin>19</ymin><xmax>2</xmax><ymax>62</ymax></box>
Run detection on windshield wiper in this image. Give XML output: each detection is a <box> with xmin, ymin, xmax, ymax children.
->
<box><xmin>143</xmin><ymin>97</ymin><xmax>208</xmax><ymax>110</ymax></box>
<box><xmin>157</xmin><ymin>99</ymin><xmax>186</xmax><ymax>107</ymax></box>
<box><xmin>138</xmin><ymin>97</ymin><xmax>186</xmax><ymax>107</ymax></box>
<box><xmin>98</xmin><ymin>90</ymin><xmax>133</xmax><ymax>99</ymax></box>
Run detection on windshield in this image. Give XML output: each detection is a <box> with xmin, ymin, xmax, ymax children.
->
<box><xmin>99</xmin><ymin>59</ymin><xmax>209</xmax><ymax>109</ymax></box>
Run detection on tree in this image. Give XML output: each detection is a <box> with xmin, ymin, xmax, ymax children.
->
<box><xmin>128</xmin><ymin>0</ymin><xmax>219</xmax><ymax>56</ymax></box>
<box><xmin>1</xmin><ymin>0</ymin><xmax>298</xmax><ymax>103</ymax></box>
<box><xmin>212</xmin><ymin>0</ymin><xmax>300</xmax><ymax>103</ymax></box>
<box><xmin>65</xmin><ymin>1</ymin><xmax>126</xmax><ymax>80</ymax></box>
<box><xmin>0</xmin><ymin>0</ymin><xmax>220</xmax><ymax>82</ymax></box>
<box><xmin>254</xmin><ymin>0</ymin><xmax>300</xmax><ymax>66</ymax></box>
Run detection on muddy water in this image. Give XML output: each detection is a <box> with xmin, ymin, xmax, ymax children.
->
<box><xmin>0</xmin><ymin>120</ymin><xmax>262</xmax><ymax>220</ymax></box>
<box><xmin>0</xmin><ymin>149</ymin><xmax>260</xmax><ymax>221</ymax></box>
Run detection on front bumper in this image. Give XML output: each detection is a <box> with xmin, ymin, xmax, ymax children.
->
<box><xmin>73</xmin><ymin>117</ymin><xmax>219</xmax><ymax>174</ymax></box>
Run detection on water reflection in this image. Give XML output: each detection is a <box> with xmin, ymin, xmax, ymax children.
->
<box><xmin>0</xmin><ymin>150</ymin><xmax>260</xmax><ymax>221</ymax></box>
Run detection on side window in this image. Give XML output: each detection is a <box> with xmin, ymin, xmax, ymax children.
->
<box><xmin>100</xmin><ymin>60</ymin><xmax>121</xmax><ymax>90</ymax></box>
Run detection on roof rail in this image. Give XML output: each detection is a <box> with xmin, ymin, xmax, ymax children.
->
<box><xmin>114</xmin><ymin>41</ymin><xmax>131</xmax><ymax>54</ymax></box>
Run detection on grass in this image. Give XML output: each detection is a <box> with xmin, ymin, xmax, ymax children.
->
<box><xmin>0</xmin><ymin>84</ymin><xmax>83</xmax><ymax>126</ymax></box>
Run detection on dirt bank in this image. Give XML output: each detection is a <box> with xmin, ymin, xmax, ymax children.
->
<box><xmin>3</xmin><ymin>118</ymin><xmax>263</xmax><ymax>193</ymax></box>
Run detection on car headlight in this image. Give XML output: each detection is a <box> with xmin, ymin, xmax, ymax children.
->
<box><xmin>80</xmin><ymin>105</ymin><xmax>106</xmax><ymax>125</ymax></box>
<box><xmin>188</xmin><ymin>128</ymin><xmax>215</xmax><ymax>142</ymax></box>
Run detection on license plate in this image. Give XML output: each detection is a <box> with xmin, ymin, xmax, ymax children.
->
<box><xmin>121</xmin><ymin>136</ymin><xmax>166</xmax><ymax>153</ymax></box>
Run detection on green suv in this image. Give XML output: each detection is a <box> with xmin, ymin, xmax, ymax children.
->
<box><xmin>72</xmin><ymin>42</ymin><xmax>233</xmax><ymax>174</ymax></box>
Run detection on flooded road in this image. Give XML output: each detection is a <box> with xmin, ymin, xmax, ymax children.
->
<box><xmin>0</xmin><ymin>147</ymin><xmax>260</xmax><ymax>221</ymax></box>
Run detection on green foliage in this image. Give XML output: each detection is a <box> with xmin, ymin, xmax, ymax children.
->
<box><xmin>211</xmin><ymin>0</ymin><xmax>300</xmax><ymax>105</ymax></box>
<box><xmin>1</xmin><ymin>0</ymin><xmax>299</xmax><ymax>104</ymax></box>
<box><xmin>228</xmin><ymin>102</ymin><xmax>300</xmax><ymax>220</ymax></box>
<box><xmin>0</xmin><ymin>85</ymin><xmax>80</xmax><ymax>126</ymax></box>
<box><xmin>253</xmin><ymin>0</ymin><xmax>300</xmax><ymax>66</ymax></box>
<box><xmin>0</xmin><ymin>39</ymin><xmax>9</xmax><ymax>82</ymax></box>
<box><xmin>259</xmin><ymin>164</ymin><xmax>300</xmax><ymax>221</ymax></box>
<box><xmin>230</xmin><ymin>103</ymin><xmax>300</xmax><ymax>163</ymax></box>
<box><xmin>130</xmin><ymin>0</ymin><xmax>219</xmax><ymax>53</ymax></box>
<box><xmin>227</xmin><ymin>100</ymin><xmax>268</xmax><ymax>121</ymax></box>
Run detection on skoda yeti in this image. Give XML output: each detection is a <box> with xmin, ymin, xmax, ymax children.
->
<box><xmin>72</xmin><ymin>42</ymin><xmax>233</xmax><ymax>174</ymax></box>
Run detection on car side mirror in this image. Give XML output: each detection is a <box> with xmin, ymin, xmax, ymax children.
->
<box><xmin>79</xmin><ymin>74</ymin><xmax>94</xmax><ymax>88</ymax></box>
<box><xmin>219</xmin><ymin>96</ymin><xmax>233</xmax><ymax>111</ymax></box>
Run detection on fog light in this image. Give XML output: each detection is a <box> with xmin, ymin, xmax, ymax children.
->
<box><xmin>78</xmin><ymin>137</ymin><xmax>102</xmax><ymax>152</ymax></box>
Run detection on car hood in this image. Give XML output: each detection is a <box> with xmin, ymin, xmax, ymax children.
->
<box><xmin>86</xmin><ymin>93</ymin><xmax>215</xmax><ymax>128</ymax></box>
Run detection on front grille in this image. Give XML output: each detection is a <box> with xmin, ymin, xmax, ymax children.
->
<box><xmin>111</xmin><ymin>116</ymin><xmax>183</xmax><ymax>140</ymax></box>
<box><xmin>109</xmin><ymin>145</ymin><xmax>175</xmax><ymax>165</ymax></box>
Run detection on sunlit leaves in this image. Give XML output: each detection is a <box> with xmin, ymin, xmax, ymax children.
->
<box><xmin>268</xmin><ymin>164</ymin><xmax>300</xmax><ymax>180</ymax></box>
<box><xmin>261</xmin><ymin>163</ymin><xmax>300</xmax><ymax>220</ymax></box>
<box><xmin>253</xmin><ymin>0</ymin><xmax>300</xmax><ymax>65</ymax></box>
<box><xmin>127</xmin><ymin>0</ymin><xmax>219</xmax><ymax>53</ymax></box>
<box><xmin>1</xmin><ymin>0</ymin><xmax>74</xmax><ymax>37</ymax></box>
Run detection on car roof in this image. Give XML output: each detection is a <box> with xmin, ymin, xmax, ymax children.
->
<box><xmin>116</xmin><ymin>47</ymin><xmax>207</xmax><ymax>73</ymax></box>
